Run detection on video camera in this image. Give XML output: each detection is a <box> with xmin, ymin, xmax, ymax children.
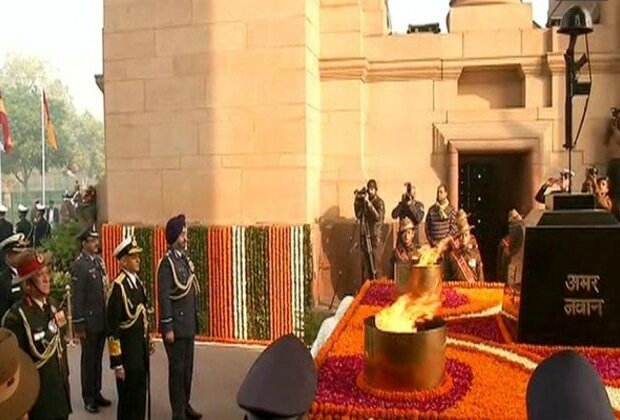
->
<box><xmin>587</xmin><ymin>166</ymin><xmax>599</xmax><ymax>178</ymax></box>
<box><xmin>401</xmin><ymin>182</ymin><xmax>413</xmax><ymax>202</ymax></box>
<box><xmin>354</xmin><ymin>187</ymin><xmax>368</xmax><ymax>201</ymax></box>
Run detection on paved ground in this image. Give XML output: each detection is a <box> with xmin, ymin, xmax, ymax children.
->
<box><xmin>66</xmin><ymin>341</ymin><xmax>263</xmax><ymax>420</ymax></box>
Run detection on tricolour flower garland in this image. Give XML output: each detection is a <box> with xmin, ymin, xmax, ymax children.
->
<box><xmin>101</xmin><ymin>223</ymin><xmax>314</xmax><ymax>344</ymax></box>
<box><xmin>188</xmin><ymin>226</ymin><xmax>209</xmax><ymax>336</ymax></box>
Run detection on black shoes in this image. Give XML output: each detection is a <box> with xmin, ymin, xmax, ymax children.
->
<box><xmin>84</xmin><ymin>403</ymin><xmax>100</xmax><ymax>414</ymax></box>
<box><xmin>185</xmin><ymin>405</ymin><xmax>203</xmax><ymax>420</ymax></box>
<box><xmin>95</xmin><ymin>394</ymin><xmax>112</xmax><ymax>407</ymax></box>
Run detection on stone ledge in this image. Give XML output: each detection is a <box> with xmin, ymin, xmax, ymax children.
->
<box><xmin>546</xmin><ymin>52</ymin><xmax>620</xmax><ymax>74</ymax></box>
<box><xmin>319</xmin><ymin>55</ymin><xmax>550</xmax><ymax>81</ymax></box>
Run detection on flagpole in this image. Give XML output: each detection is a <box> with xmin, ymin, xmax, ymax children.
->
<box><xmin>40</xmin><ymin>87</ymin><xmax>46</xmax><ymax>205</ymax></box>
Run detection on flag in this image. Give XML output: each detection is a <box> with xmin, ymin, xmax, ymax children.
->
<box><xmin>0</xmin><ymin>91</ymin><xmax>13</xmax><ymax>153</ymax></box>
<box><xmin>43</xmin><ymin>91</ymin><xmax>57</xmax><ymax>150</ymax></box>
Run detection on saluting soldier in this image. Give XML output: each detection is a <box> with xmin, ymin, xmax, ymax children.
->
<box><xmin>1</xmin><ymin>249</ymin><xmax>72</xmax><ymax>420</ymax></box>
<box><xmin>0</xmin><ymin>204</ymin><xmax>14</xmax><ymax>245</ymax></box>
<box><xmin>107</xmin><ymin>236</ymin><xmax>153</xmax><ymax>420</ymax></box>
<box><xmin>0</xmin><ymin>234</ymin><xmax>29</xmax><ymax>319</ymax></box>
<box><xmin>71</xmin><ymin>225</ymin><xmax>111</xmax><ymax>413</ymax></box>
<box><xmin>158</xmin><ymin>214</ymin><xmax>202</xmax><ymax>420</ymax></box>
<box><xmin>33</xmin><ymin>203</ymin><xmax>51</xmax><ymax>249</ymax></box>
<box><xmin>15</xmin><ymin>205</ymin><xmax>33</xmax><ymax>246</ymax></box>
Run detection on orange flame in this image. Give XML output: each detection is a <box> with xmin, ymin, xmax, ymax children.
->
<box><xmin>375</xmin><ymin>292</ymin><xmax>441</xmax><ymax>333</ymax></box>
<box><xmin>416</xmin><ymin>237</ymin><xmax>453</xmax><ymax>267</ymax></box>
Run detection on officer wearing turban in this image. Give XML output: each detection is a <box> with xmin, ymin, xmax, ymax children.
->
<box><xmin>157</xmin><ymin>215</ymin><xmax>201</xmax><ymax>420</ymax></box>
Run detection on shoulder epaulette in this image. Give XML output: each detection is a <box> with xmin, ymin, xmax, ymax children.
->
<box><xmin>113</xmin><ymin>272</ymin><xmax>126</xmax><ymax>285</ymax></box>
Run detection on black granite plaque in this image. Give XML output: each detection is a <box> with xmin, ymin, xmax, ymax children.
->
<box><xmin>501</xmin><ymin>209</ymin><xmax>620</xmax><ymax>347</ymax></box>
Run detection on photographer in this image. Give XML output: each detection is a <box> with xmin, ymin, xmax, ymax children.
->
<box><xmin>535</xmin><ymin>169</ymin><xmax>573</xmax><ymax>204</ymax></box>
<box><xmin>581</xmin><ymin>166</ymin><xmax>598</xmax><ymax>194</ymax></box>
<box><xmin>391</xmin><ymin>182</ymin><xmax>425</xmax><ymax>246</ymax></box>
<box><xmin>353</xmin><ymin>179</ymin><xmax>385</xmax><ymax>281</ymax></box>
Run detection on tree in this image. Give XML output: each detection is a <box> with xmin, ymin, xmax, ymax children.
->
<box><xmin>0</xmin><ymin>53</ymin><xmax>104</xmax><ymax>190</ymax></box>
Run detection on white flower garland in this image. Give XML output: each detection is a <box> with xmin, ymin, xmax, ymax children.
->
<box><xmin>232</xmin><ymin>226</ymin><xmax>248</xmax><ymax>340</ymax></box>
<box><xmin>444</xmin><ymin>304</ymin><xmax>502</xmax><ymax>321</ymax></box>
<box><xmin>291</xmin><ymin>226</ymin><xmax>305</xmax><ymax>339</ymax></box>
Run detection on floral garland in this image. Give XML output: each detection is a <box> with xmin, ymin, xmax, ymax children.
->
<box><xmin>311</xmin><ymin>280</ymin><xmax>620</xmax><ymax>418</ymax></box>
<box><xmin>303</xmin><ymin>225</ymin><xmax>314</xmax><ymax>344</ymax></box>
<box><xmin>188</xmin><ymin>226</ymin><xmax>209</xmax><ymax>336</ymax></box>
<box><xmin>134</xmin><ymin>226</ymin><xmax>156</xmax><ymax>330</ymax></box>
<box><xmin>245</xmin><ymin>226</ymin><xmax>270</xmax><ymax>340</ymax></box>
<box><xmin>101</xmin><ymin>223</ymin><xmax>314</xmax><ymax>344</ymax></box>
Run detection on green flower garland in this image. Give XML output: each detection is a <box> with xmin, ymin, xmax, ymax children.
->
<box><xmin>134</xmin><ymin>227</ymin><xmax>156</xmax><ymax>330</ymax></box>
<box><xmin>303</xmin><ymin>225</ymin><xmax>314</xmax><ymax>345</ymax></box>
<box><xmin>188</xmin><ymin>226</ymin><xmax>209</xmax><ymax>336</ymax></box>
<box><xmin>245</xmin><ymin>226</ymin><xmax>270</xmax><ymax>340</ymax></box>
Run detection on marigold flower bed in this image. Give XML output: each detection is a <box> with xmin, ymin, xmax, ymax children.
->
<box><xmin>311</xmin><ymin>280</ymin><xmax>620</xmax><ymax>419</ymax></box>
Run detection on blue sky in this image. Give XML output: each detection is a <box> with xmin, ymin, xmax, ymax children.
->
<box><xmin>0</xmin><ymin>0</ymin><xmax>548</xmax><ymax>121</ymax></box>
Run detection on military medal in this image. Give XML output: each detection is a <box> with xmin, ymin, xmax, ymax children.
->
<box><xmin>54</xmin><ymin>310</ymin><xmax>67</xmax><ymax>328</ymax></box>
<box><xmin>48</xmin><ymin>319</ymin><xmax>58</xmax><ymax>334</ymax></box>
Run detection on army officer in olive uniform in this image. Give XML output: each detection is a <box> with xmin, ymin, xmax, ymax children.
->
<box><xmin>158</xmin><ymin>215</ymin><xmax>202</xmax><ymax>420</ymax></box>
<box><xmin>71</xmin><ymin>225</ymin><xmax>111</xmax><ymax>413</ymax></box>
<box><xmin>107</xmin><ymin>236</ymin><xmax>153</xmax><ymax>420</ymax></box>
<box><xmin>2</xmin><ymin>249</ymin><xmax>72</xmax><ymax>420</ymax></box>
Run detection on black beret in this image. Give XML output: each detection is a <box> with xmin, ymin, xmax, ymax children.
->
<box><xmin>237</xmin><ymin>334</ymin><xmax>317</xmax><ymax>418</ymax></box>
<box><xmin>527</xmin><ymin>350</ymin><xmax>614</xmax><ymax>420</ymax></box>
<box><xmin>165</xmin><ymin>214</ymin><xmax>186</xmax><ymax>245</ymax></box>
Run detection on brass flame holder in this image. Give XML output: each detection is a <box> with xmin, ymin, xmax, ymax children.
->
<box><xmin>363</xmin><ymin>316</ymin><xmax>446</xmax><ymax>391</ymax></box>
<box><xmin>394</xmin><ymin>263</ymin><xmax>443</xmax><ymax>297</ymax></box>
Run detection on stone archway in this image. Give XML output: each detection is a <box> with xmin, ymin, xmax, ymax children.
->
<box><xmin>433</xmin><ymin>119</ymin><xmax>553</xmax><ymax>209</ymax></box>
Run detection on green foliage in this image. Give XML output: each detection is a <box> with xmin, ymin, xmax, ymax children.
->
<box><xmin>303</xmin><ymin>309</ymin><xmax>331</xmax><ymax>346</ymax></box>
<box><xmin>0</xmin><ymin>53</ymin><xmax>104</xmax><ymax>189</ymax></box>
<box><xmin>188</xmin><ymin>226</ymin><xmax>209</xmax><ymax>335</ymax></box>
<box><xmin>40</xmin><ymin>222</ymin><xmax>81</xmax><ymax>273</ymax></box>
<box><xmin>50</xmin><ymin>271</ymin><xmax>72</xmax><ymax>307</ymax></box>
<box><xmin>134</xmin><ymin>227</ymin><xmax>155</xmax><ymax>330</ymax></box>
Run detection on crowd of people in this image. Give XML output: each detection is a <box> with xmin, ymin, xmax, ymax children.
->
<box><xmin>354</xmin><ymin>166</ymin><xmax>616</xmax><ymax>287</ymax></box>
<box><xmin>355</xmin><ymin>180</ymin><xmax>504</xmax><ymax>285</ymax></box>
<box><xmin>0</xmin><ymin>214</ymin><xmax>203</xmax><ymax>420</ymax></box>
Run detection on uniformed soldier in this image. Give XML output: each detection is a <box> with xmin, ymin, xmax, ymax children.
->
<box><xmin>496</xmin><ymin>209</ymin><xmax>523</xmax><ymax>283</ymax></box>
<box><xmin>237</xmin><ymin>334</ymin><xmax>317</xmax><ymax>420</ymax></box>
<box><xmin>0</xmin><ymin>204</ymin><xmax>14</xmax><ymax>245</ymax></box>
<box><xmin>71</xmin><ymin>225</ymin><xmax>111</xmax><ymax>413</ymax></box>
<box><xmin>442</xmin><ymin>210</ymin><xmax>484</xmax><ymax>283</ymax></box>
<box><xmin>33</xmin><ymin>203</ymin><xmax>51</xmax><ymax>249</ymax></box>
<box><xmin>1</xmin><ymin>249</ymin><xmax>72</xmax><ymax>420</ymax></box>
<box><xmin>388</xmin><ymin>217</ymin><xmax>420</xmax><ymax>280</ymax></box>
<box><xmin>0</xmin><ymin>328</ymin><xmax>40</xmax><ymax>419</ymax></box>
<box><xmin>0</xmin><ymin>234</ymin><xmax>29</xmax><ymax>319</ymax></box>
<box><xmin>158</xmin><ymin>214</ymin><xmax>201</xmax><ymax>420</ymax></box>
<box><xmin>107</xmin><ymin>236</ymin><xmax>153</xmax><ymax>420</ymax></box>
<box><xmin>15</xmin><ymin>205</ymin><xmax>33</xmax><ymax>246</ymax></box>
